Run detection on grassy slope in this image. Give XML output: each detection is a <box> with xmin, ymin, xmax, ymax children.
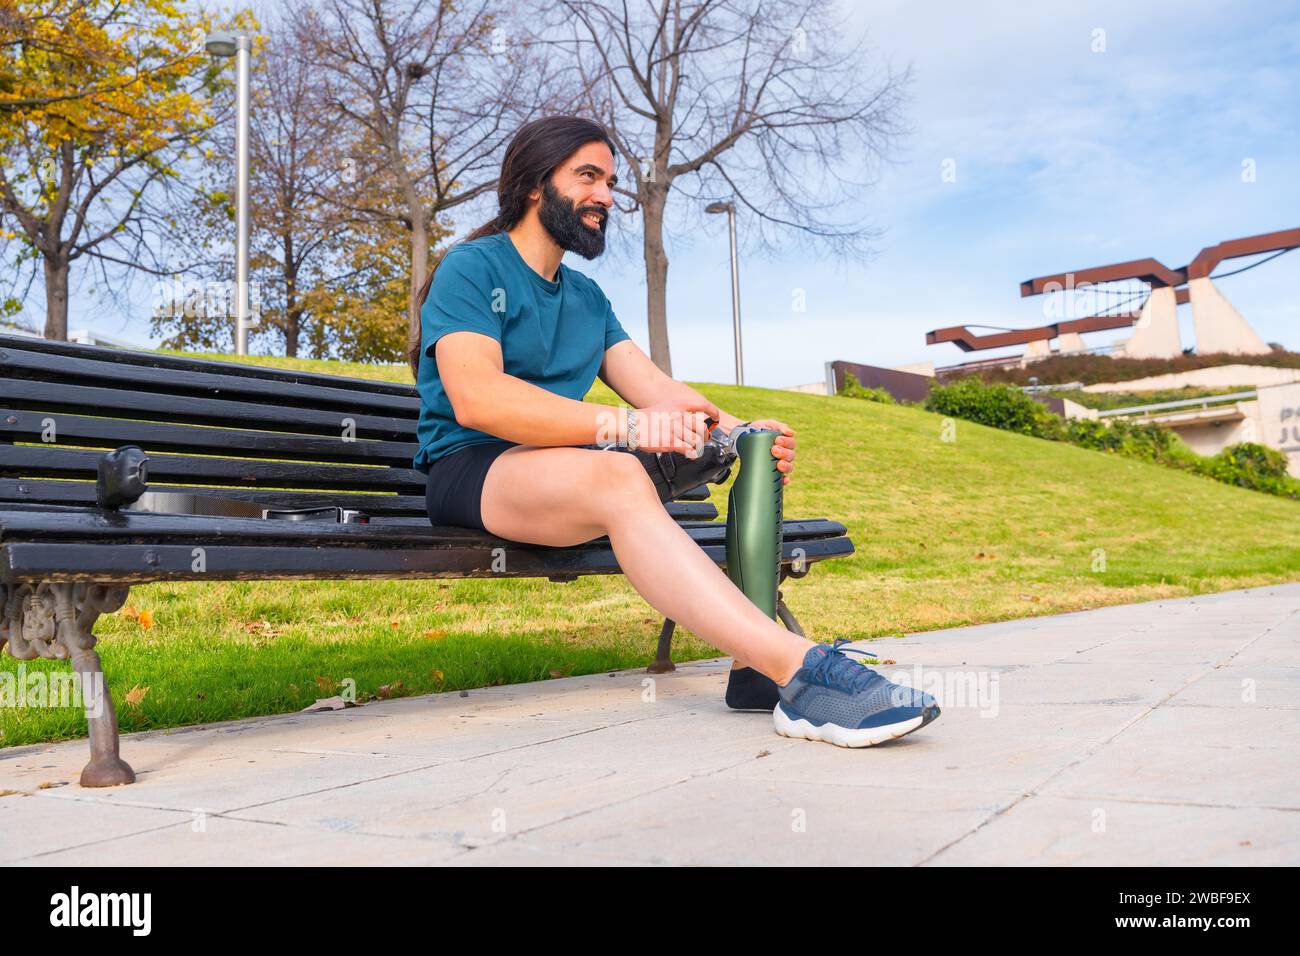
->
<box><xmin>3</xmin><ymin>353</ymin><xmax>1297</xmax><ymax>747</ymax></box>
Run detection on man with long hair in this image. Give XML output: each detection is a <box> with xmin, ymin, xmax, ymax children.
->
<box><xmin>413</xmin><ymin>115</ymin><xmax>939</xmax><ymax>746</ymax></box>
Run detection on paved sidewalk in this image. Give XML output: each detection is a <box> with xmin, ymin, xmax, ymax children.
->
<box><xmin>2</xmin><ymin>583</ymin><xmax>1297</xmax><ymax>866</ymax></box>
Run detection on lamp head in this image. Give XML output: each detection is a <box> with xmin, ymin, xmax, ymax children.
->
<box><xmin>205</xmin><ymin>31</ymin><xmax>238</xmax><ymax>57</ymax></box>
<box><xmin>705</xmin><ymin>201</ymin><xmax>733</xmax><ymax>215</ymax></box>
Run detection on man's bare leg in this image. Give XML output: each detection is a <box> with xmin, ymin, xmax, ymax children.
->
<box><xmin>479</xmin><ymin>444</ymin><xmax>813</xmax><ymax>684</ymax></box>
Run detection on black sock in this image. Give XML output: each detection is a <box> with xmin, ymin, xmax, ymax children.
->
<box><xmin>725</xmin><ymin>666</ymin><xmax>781</xmax><ymax>711</ymax></box>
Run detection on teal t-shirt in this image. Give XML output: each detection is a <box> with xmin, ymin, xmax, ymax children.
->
<box><xmin>413</xmin><ymin>232</ymin><xmax>631</xmax><ymax>471</ymax></box>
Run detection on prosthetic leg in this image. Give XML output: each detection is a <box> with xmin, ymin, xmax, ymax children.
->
<box><xmin>723</xmin><ymin>428</ymin><xmax>783</xmax><ymax>618</ymax></box>
<box><xmin>721</xmin><ymin>428</ymin><xmax>785</xmax><ymax>710</ymax></box>
<box><xmin>639</xmin><ymin>423</ymin><xmax>790</xmax><ymax>710</ymax></box>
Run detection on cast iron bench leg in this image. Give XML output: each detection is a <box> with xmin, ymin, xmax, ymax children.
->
<box><xmin>648</xmin><ymin>619</ymin><xmax>678</xmax><ymax>673</ymax></box>
<box><xmin>61</xmin><ymin>584</ymin><xmax>135</xmax><ymax>787</ymax></box>
<box><xmin>776</xmin><ymin>591</ymin><xmax>806</xmax><ymax>637</ymax></box>
<box><xmin>0</xmin><ymin>583</ymin><xmax>137</xmax><ymax>787</ymax></box>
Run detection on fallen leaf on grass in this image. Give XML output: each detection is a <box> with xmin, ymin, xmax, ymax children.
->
<box><xmin>123</xmin><ymin>684</ymin><xmax>149</xmax><ymax>708</ymax></box>
<box><xmin>423</xmin><ymin>629</ymin><xmax>447</xmax><ymax>641</ymax></box>
<box><xmin>243</xmin><ymin>619</ymin><xmax>282</xmax><ymax>639</ymax></box>
<box><xmin>300</xmin><ymin>696</ymin><xmax>361</xmax><ymax>713</ymax></box>
<box><xmin>314</xmin><ymin>675</ymin><xmax>337</xmax><ymax>693</ymax></box>
<box><xmin>376</xmin><ymin>681</ymin><xmax>405</xmax><ymax>699</ymax></box>
<box><xmin>548</xmin><ymin>669</ymin><xmax>564</xmax><ymax>678</ymax></box>
<box><xmin>119</xmin><ymin>605</ymin><xmax>154</xmax><ymax>628</ymax></box>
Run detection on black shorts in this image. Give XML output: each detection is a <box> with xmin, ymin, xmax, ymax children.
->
<box><xmin>424</xmin><ymin>439</ymin><xmax>520</xmax><ymax>531</ymax></box>
<box><xmin>424</xmin><ymin>441</ymin><xmax>698</xmax><ymax>532</ymax></box>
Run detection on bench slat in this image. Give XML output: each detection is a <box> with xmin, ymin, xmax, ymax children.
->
<box><xmin>0</xmin><ymin>507</ymin><xmax>843</xmax><ymax>545</ymax></box>
<box><xmin>0</xmin><ymin>377</ymin><xmax>416</xmax><ymax>439</ymax></box>
<box><xmin>0</xmin><ymin>445</ymin><xmax>426</xmax><ymax>491</ymax></box>
<box><xmin>0</xmin><ymin>332</ymin><xmax>415</xmax><ymax>396</ymax></box>
<box><xmin>0</xmin><ymin>478</ymin><xmax>721</xmax><ymax>520</ymax></box>
<box><xmin>0</xmin><ymin>343</ymin><xmax>421</xmax><ymax>416</ymax></box>
<box><xmin>0</xmin><ymin>534</ymin><xmax>854</xmax><ymax>582</ymax></box>
<box><xmin>0</xmin><ymin>409</ymin><xmax>417</xmax><ymax>465</ymax></box>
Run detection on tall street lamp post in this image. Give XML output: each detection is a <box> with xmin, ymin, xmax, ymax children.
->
<box><xmin>204</xmin><ymin>31</ymin><xmax>252</xmax><ymax>356</ymax></box>
<box><xmin>705</xmin><ymin>200</ymin><xmax>744</xmax><ymax>386</ymax></box>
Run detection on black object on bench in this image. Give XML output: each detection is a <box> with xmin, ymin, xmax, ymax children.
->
<box><xmin>0</xmin><ymin>333</ymin><xmax>855</xmax><ymax>787</ymax></box>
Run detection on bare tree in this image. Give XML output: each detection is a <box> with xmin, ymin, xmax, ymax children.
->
<box><xmin>245</xmin><ymin>20</ymin><xmax>344</xmax><ymax>357</ymax></box>
<box><xmin>543</xmin><ymin>0</ymin><xmax>908</xmax><ymax>375</ymax></box>
<box><xmin>298</xmin><ymin>0</ymin><xmax>561</xmax><ymax>360</ymax></box>
<box><xmin>158</xmin><ymin>17</ymin><xmax>350</xmax><ymax>357</ymax></box>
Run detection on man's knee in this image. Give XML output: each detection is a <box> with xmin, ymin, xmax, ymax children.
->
<box><xmin>594</xmin><ymin>450</ymin><xmax>659</xmax><ymax>510</ymax></box>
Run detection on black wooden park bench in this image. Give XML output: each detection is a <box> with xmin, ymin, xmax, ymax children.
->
<box><xmin>0</xmin><ymin>333</ymin><xmax>855</xmax><ymax>787</ymax></box>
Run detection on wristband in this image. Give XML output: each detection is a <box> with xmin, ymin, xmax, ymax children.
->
<box><xmin>626</xmin><ymin>408</ymin><xmax>640</xmax><ymax>451</ymax></box>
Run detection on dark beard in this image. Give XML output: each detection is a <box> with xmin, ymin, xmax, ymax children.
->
<box><xmin>538</xmin><ymin>179</ymin><xmax>608</xmax><ymax>260</ymax></box>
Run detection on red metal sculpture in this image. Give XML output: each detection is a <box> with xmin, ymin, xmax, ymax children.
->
<box><xmin>927</xmin><ymin>228</ymin><xmax>1298</xmax><ymax>353</ymax></box>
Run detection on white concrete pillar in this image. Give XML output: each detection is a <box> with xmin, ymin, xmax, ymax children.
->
<box><xmin>1188</xmin><ymin>277</ymin><xmax>1272</xmax><ymax>355</ymax></box>
<box><xmin>1056</xmin><ymin>332</ymin><xmax>1086</xmax><ymax>353</ymax></box>
<box><xmin>1122</xmin><ymin>286</ymin><xmax>1181</xmax><ymax>359</ymax></box>
<box><xmin>1023</xmin><ymin>339</ymin><xmax>1052</xmax><ymax>360</ymax></box>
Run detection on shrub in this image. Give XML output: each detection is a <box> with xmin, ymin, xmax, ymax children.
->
<box><xmin>838</xmin><ymin>371</ymin><xmax>896</xmax><ymax>404</ymax></box>
<box><xmin>1066</xmin><ymin>416</ymin><xmax>1183</xmax><ymax>464</ymax></box>
<box><xmin>923</xmin><ymin>377</ymin><xmax>1298</xmax><ymax>499</ymax></box>
<box><xmin>924</xmin><ymin>376</ymin><xmax>1063</xmax><ymax>439</ymax></box>
<box><xmin>1197</xmin><ymin>443</ymin><xmax>1299</xmax><ymax>498</ymax></box>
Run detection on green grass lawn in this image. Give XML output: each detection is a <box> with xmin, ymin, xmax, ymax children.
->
<box><xmin>4</xmin><ymin>353</ymin><xmax>1298</xmax><ymax>747</ymax></box>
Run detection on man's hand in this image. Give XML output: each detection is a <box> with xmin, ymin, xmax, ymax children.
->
<box><xmin>747</xmin><ymin>419</ymin><xmax>797</xmax><ymax>486</ymax></box>
<box><xmin>632</xmin><ymin>397</ymin><xmax>721</xmax><ymax>455</ymax></box>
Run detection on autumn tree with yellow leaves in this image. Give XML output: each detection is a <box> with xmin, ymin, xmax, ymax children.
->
<box><xmin>0</xmin><ymin>0</ymin><xmax>248</xmax><ymax>339</ymax></box>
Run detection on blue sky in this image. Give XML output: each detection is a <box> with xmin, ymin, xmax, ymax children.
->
<box><xmin>57</xmin><ymin>0</ymin><xmax>1300</xmax><ymax>387</ymax></box>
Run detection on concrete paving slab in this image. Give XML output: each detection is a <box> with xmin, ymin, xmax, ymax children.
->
<box><xmin>4</xmin><ymin>739</ymin><xmax>443</xmax><ymax>814</ymax></box>
<box><xmin>1166</xmin><ymin>666</ymin><xmax>1300</xmax><ymax>710</ymax></box>
<box><xmin>0</xmin><ymin>791</ymin><xmax>186</xmax><ymax>865</ymax></box>
<box><xmin>223</xmin><ymin>755</ymin><xmax>683</xmax><ymax>849</ymax></box>
<box><xmin>17</xmin><ymin>815</ymin><xmax>467</xmax><ymax>866</ymax></box>
<box><xmin>503</xmin><ymin>775</ymin><xmax>1014</xmax><ymax>866</ymax></box>
<box><xmin>1037</xmin><ymin>736</ymin><xmax>1298</xmax><ymax>809</ymax></box>
<box><xmin>1</xmin><ymin>582</ymin><xmax>1296</xmax><ymax>865</ymax></box>
<box><xmin>928</xmin><ymin>796</ymin><xmax>1299</xmax><ymax>866</ymax></box>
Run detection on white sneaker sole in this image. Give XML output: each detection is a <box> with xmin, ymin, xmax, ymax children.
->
<box><xmin>773</xmin><ymin>703</ymin><xmax>928</xmax><ymax>748</ymax></box>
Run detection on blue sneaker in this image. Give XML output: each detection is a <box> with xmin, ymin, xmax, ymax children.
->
<box><xmin>774</xmin><ymin>639</ymin><xmax>940</xmax><ymax>747</ymax></box>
